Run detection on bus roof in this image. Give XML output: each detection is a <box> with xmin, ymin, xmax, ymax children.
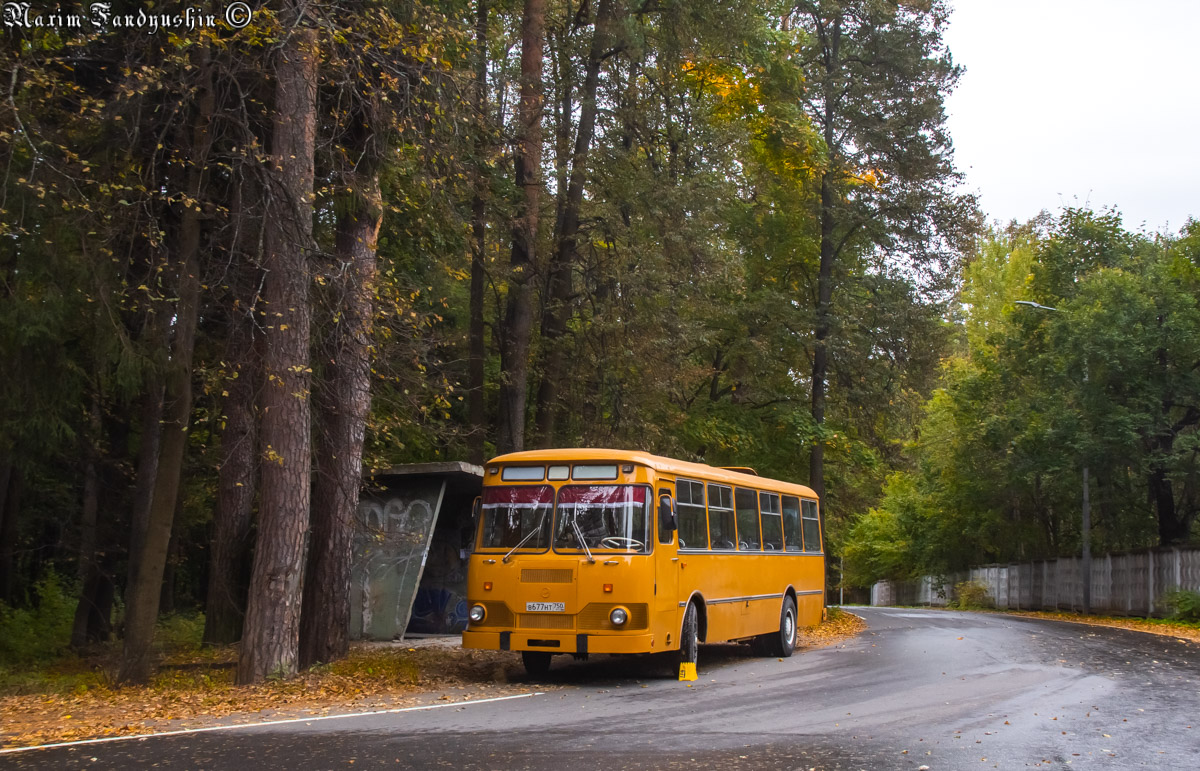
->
<box><xmin>486</xmin><ymin>448</ymin><xmax>818</xmax><ymax>500</ymax></box>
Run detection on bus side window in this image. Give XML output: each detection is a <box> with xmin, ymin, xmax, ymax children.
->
<box><xmin>801</xmin><ymin>498</ymin><xmax>821</xmax><ymax>552</ymax></box>
<box><xmin>781</xmin><ymin>495</ymin><xmax>802</xmax><ymax>551</ymax></box>
<box><xmin>734</xmin><ymin>487</ymin><xmax>760</xmax><ymax>550</ymax></box>
<box><xmin>759</xmin><ymin>492</ymin><xmax>782</xmax><ymax>550</ymax></box>
<box><xmin>676</xmin><ymin>479</ymin><xmax>708</xmax><ymax>549</ymax></box>
<box><xmin>707</xmin><ymin>484</ymin><xmax>735</xmax><ymax>550</ymax></box>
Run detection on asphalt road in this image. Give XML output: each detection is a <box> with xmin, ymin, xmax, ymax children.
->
<box><xmin>4</xmin><ymin>607</ymin><xmax>1198</xmax><ymax>770</ymax></box>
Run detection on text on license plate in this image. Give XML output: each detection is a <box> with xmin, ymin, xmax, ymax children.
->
<box><xmin>526</xmin><ymin>602</ymin><xmax>565</xmax><ymax>612</ymax></box>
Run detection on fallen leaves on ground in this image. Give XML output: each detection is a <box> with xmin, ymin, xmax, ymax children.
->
<box><xmin>998</xmin><ymin>610</ymin><xmax>1200</xmax><ymax>642</ymax></box>
<box><xmin>798</xmin><ymin>608</ymin><xmax>867</xmax><ymax>648</ymax></box>
<box><xmin>0</xmin><ymin>643</ymin><xmax>531</xmax><ymax>750</ymax></box>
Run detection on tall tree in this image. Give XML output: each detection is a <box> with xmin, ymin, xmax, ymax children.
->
<box><xmin>202</xmin><ymin>266</ymin><xmax>260</xmax><ymax>646</ymax></box>
<box><xmin>790</xmin><ymin>0</ymin><xmax>976</xmax><ymax>518</ymax></box>
<box><xmin>238</xmin><ymin>10</ymin><xmax>319</xmax><ymax>684</ymax></box>
<box><xmin>496</xmin><ymin>0</ymin><xmax>546</xmax><ymax>453</ymax></box>
<box><xmin>467</xmin><ymin>0</ymin><xmax>491</xmax><ymax>464</ymax></box>
<box><xmin>118</xmin><ymin>52</ymin><xmax>214</xmax><ymax>683</ymax></box>
<box><xmin>535</xmin><ymin>0</ymin><xmax>623</xmax><ymax>445</ymax></box>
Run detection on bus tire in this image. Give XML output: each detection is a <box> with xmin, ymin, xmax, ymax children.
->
<box><xmin>678</xmin><ymin>602</ymin><xmax>699</xmax><ymax>667</ymax></box>
<box><xmin>764</xmin><ymin>595</ymin><xmax>797</xmax><ymax>658</ymax></box>
<box><xmin>522</xmin><ymin>651</ymin><xmax>553</xmax><ymax>678</ymax></box>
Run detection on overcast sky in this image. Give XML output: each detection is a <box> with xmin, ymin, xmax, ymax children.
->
<box><xmin>942</xmin><ymin>1</ymin><xmax>1198</xmax><ymax>234</ymax></box>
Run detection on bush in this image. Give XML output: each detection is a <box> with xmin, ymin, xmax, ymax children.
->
<box><xmin>1160</xmin><ymin>589</ymin><xmax>1200</xmax><ymax>622</ymax></box>
<box><xmin>952</xmin><ymin>580</ymin><xmax>994</xmax><ymax>610</ymax></box>
<box><xmin>156</xmin><ymin>612</ymin><xmax>206</xmax><ymax>652</ymax></box>
<box><xmin>0</xmin><ymin>572</ymin><xmax>76</xmax><ymax>665</ymax></box>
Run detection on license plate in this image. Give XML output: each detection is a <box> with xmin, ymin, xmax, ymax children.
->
<box><xmin>526</xmin><ymin>602</ymin><xmax>565</xmax><ymax>612</ymax></box>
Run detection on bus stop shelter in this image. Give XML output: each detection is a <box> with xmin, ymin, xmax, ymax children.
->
<box><xmin>349</xmin><ymin>461</ymin><xmax>483</xmax><ymax>640</ymax></box>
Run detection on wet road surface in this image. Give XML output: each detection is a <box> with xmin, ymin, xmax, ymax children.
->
<box><xmin>3</xmin><ymin>607</ymin><xmax>1197</xmax><ymax>769</ymax></box>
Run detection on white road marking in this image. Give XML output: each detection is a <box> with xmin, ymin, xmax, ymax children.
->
<box><xmin>0</xmin><ymin>691</ymin><xmax>544</xmax><ymax>755</ymax></box>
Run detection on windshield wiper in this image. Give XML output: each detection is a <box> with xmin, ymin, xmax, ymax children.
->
<box><xmin>568</xmin><ymin>510</ymin><xmax>596</xmax><ymax>563</ymax></box>
<box><xmin>502</xmin><ymin>510</ymin><xmax>547</xmax><ymax>563</ymax></box>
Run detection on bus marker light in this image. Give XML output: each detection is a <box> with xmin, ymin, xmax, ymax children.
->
<box><xmin>483</xmin><ymin>582</ymin><xmax>493</xmax><ymax>591</ymax></box>
<box><xmin>603</xmin><ymin>583</ymin><xmax>613</xmax><ymax>593</ymax></box>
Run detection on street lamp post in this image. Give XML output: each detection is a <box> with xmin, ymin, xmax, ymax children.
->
<box><xmin>1014</xmin><ymin>300</ymin><xmax>1092</xmax><ymax>615</ymax></box>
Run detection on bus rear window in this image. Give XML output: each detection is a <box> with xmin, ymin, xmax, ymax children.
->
<box><xmin>554</xmin><ymin>485</ymin><xmax>650</xmax><ymax>553</ymax></box>
<box><xmin>479</xmin><ymin>485</ymin><xmax>553</xmax><ymax>550</ymax></box>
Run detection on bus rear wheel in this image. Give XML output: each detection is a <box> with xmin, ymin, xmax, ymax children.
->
<box><xmin>678</xmin><ymin>602</ymin><xmax>699</xmax><ymax>668</ymax></box>
<box><xmin>522</xmin><ymin>651</ymin><xmax>553</xmax><ymax>678</ymax></box>
<box><xmin>758</xmin><ymin>595</ymin><xmax>796</xmax><ymax>658</ymax></box>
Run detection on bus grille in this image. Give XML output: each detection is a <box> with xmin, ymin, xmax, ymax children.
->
<box><xmin>519</xmin><ymin>614</ymin><xmax>575</xmax><ymax>630</ymax></box>
<box><xmin>578</xmin><ymin>603</ymin><xmax>649</xmax><ymax>631</ymax></box>
<box><xmin>521</xmin><ymin>568</ymin><xmax>574</xmax><ymax>583</ymax></box>
<box><xmin>473</xmin><ymin>602</ymin><xmax>514</xmax><ymax>628</ymax></box>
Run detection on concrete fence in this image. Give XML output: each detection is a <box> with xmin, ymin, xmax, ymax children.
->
<box><xmin>870</xmin><ymin>546</ymin><xmax>1200</xmax><ymax>616</ymax></box>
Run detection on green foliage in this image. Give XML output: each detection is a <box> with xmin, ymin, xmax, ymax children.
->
<box><xmin>1160</xmin><ymin>589</ymin><xmax>1200</xmax><ymax>622</ymax></box>
<box><xmin>0</xmin><ymin>573</ymin><xmax>76</xmax><ymax>665</ymax></box>
<box><xmin>845</xmin><ymin>209</ymin><xmax>1200</xmax><ymax>586</ymax></box>
<box><xmin>952</xmin><ymin>580</ymin><xmax>994</xmax><ymax>610</ymax></box>
<box><xmin>155</xmin><ymin>613</ymin><xmax>207</xmax><ymax>653</ymax></box>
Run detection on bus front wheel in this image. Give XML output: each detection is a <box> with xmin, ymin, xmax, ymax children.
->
<box><xmin>522</xmin><ymin>651</ymin><xmax>553</xmax><ymax>678</ymax></box>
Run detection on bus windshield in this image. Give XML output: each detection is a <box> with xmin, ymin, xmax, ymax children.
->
<box><xmin>479</xmin><ymin>485</ymin><xmax>554</xmax><ymax>551</ymax></box>
<box><xmin>554</xmin><ymin>485</ymin><xmax>650</xmax><ymax>553</ymax></box>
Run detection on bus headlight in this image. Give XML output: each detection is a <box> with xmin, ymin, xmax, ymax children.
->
<box><xmin>469</xmin><ymin>604</ymin><xmax>486</xmax><ymax>623</ymax></box>
<box><xmin>610</xmin><ymin>607</ymin><xmax>628</xmax><ymax>626</ymax></box>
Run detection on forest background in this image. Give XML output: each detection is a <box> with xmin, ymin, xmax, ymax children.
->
<box><xmin>1</xmin><ymin>0</ymin><xmax>1197</xmax><ymax>685</ymax></box>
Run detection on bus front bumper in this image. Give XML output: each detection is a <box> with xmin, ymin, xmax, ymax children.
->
<box><xmin>462</xmin><ymin>630</ymin><xmax>655</xmax><ymax>655</ymax></box>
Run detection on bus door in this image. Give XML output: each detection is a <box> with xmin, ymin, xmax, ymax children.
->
<box><xmin>654</xmin><ymin>480</ymin><xmax>681</xmax><ymax>637</ymax></box>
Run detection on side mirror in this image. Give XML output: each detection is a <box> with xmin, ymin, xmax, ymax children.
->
<box><xmin>471</xmin><ymin>496</ymin><xmax>482</xmax><ymax>524</ymax></box>
<box><xmin>658</xmin><ymin>494</ymin><xmax>677</xmax><ymax>532</ymax></box>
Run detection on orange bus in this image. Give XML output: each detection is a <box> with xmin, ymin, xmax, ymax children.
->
<box><xmin>461</xmin><ymin>449</ymin><xmax>825</xmax><ymax>677</ymax></box>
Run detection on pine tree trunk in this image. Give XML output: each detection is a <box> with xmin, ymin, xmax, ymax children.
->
<box><xmin>496</xmin><ymin>0</ymin><xmax>545</xmax><ymax>454</ymax></box>
<box><xmin>118</xmin><ymin>56</ymin><xmax>213</xmax><ymax>684</ymax></box>
<box><xmin>203</xmin><ymin>290</ymin><xmax>259</xmax><ymax>646</ymax></box>
<box><xmin>238</xmin><ymin>18</ymin><xmax>318</xmax><ymax>684</ymax></box>
<box><xmin>299</xmin><ymin>174</ymin><xmax>380</xmax><ymax>668</ymax></box>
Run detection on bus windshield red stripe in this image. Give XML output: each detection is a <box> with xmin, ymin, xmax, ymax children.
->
<box><xmin>557</xmin><ymin>485</ymin><xmax>646</xmax><ymax>505</ymax></box>
<box><xmin>482</xmin><ymin>486</ymin><xmax>554</xmax><ymax>505</ymax></box>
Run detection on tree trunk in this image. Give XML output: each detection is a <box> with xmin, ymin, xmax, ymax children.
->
<box><xmin>203</xmin><ymin>288</ymin><xmax>259</xmax><ymax>646</ymax></box>
<box><xmin>299</xmin><ymin>173</ymin><xmax>381</xmax><ymax>668</ymax></box>
<box><xmin>496</xmin><ymin>0</ymin><xmax>545</xmax><ymax>454</ymax></box>
<box><xmin>810</xmin><ymin>167</ymin><xmax>835</xmax><ymax>527</ymax></box>
<box><xmin>238</xmin><ymin>18</ymin><xmax>318</xmax><ymax>684</ymax></box>
<box><xmin>0</xmin><ymin>461</ymin><xmax>19</xmax><ymax>604</ymax></box>
<box><xmin>1150</xmin><ymin>462</ymin><xmax>1187</xmax><ymax>545</ymax></box>
<box><xmin>535</xmin><ymin>0</ymin><xmax>617</xmax><ymax>446</ymax></box>
<box><xmin>124</xmin><ymin>378</ymin><xmax>163</xmax><ymax>603</ymax></box>
<box><xmin>71</xmin><ymin>396</ymin><xmax>102</xmax><ymax>651</ymax></box>
<box><xmin>118</xmin><ymin>56</ymin><xmax>213</xmax><ymax>684</ymax></box>
<box><xmin>809</xmin><ymin>14</ymin><xmax>842</xmax><ymax>550</ymax></box>
<box><xmin>467</xmin><ymin>0</ymin><xmax>489</xmax><ymax>465</ymax></box>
